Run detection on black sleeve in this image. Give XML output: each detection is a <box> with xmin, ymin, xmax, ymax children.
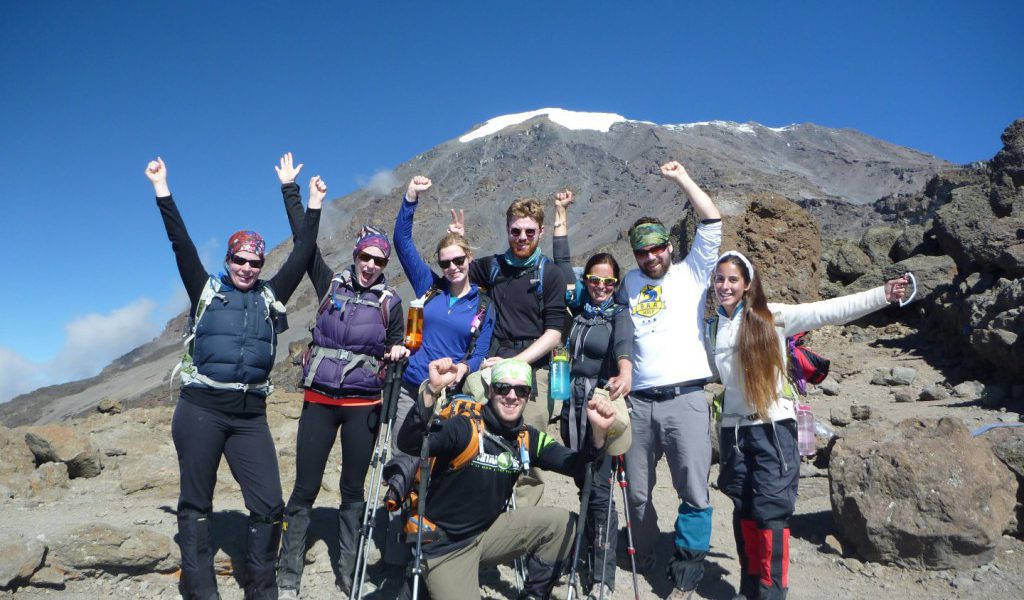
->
<box><xmin>281</xmin><ymin>183</ymin><xmax>334</xmax><ymax>299</ymax></box>
<box><xmin>156</xmin><ymin>195</ymin><xmax>209</xmax><ymax>313</ymax></box>
<box><xmin>532</xmin><ymin>427</ymin><xmax>602</xmax><ymax>479</ymax></box>
<box><xmin>468</xmin><ymin>255</ymin><xmax>491</xmax><ymax>287</ymax></box>
<box><xmin>386</xmin><ymin>296</ymin><xmax>405</xmax><ymax>348</ymax></box>
<box><xmin>552</xmin><ymin>235</ymin><xmax>576</xmax><ymax>282</ymax></box>
<box><xmin>267</xmin><ymin>208</ymin><xmax>321</xmax><ymax>304</ymax></box>
<box><xmin>396</xmin><ymin>393</ymin><xmax>472</xmax><ymax>460</ymax></box>
<box><xmin>541</xmin><ymin>260</ymin><xmax>568</xmax><ymax>332</ymax></box>
<box><xmin>612</xmin><ymin>306</ymin><xmax>634</xmax><ymax>361</ymax></box>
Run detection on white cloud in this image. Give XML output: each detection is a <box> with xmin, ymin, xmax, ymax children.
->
<box><xmin>359</xmin><ymin>169</ymin><xmax>399</xmax><ymax>195</ymax></box>
<box><xmin>0</xmin><ymin>297</ymin><xmax>163</xmax><ymax>403</ymax></box>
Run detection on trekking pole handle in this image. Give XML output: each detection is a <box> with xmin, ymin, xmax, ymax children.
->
<box><xmin>899</xmin><ymin>272</ymin><xmax>917</xmax><ymax>308</ymax></box>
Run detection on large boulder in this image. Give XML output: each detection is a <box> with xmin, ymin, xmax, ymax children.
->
<box><xmin>859</xmin><ymin>226</ymin><xmax>901</xmax><ymax>265</ymax></box>
<box><xmin>23</xmin><ymin>425</ymin><xmax>102</xmax><ymax>478</ymax></box>
<box><xmin>50</xmin><ymin>524</ymin><xmax>178</xmax><ymax>574</ymax></box>
<box><xmin>982</xmin><ymin>426</ymin><xmax>1024</xmax><ymax>536</ymax></box>
<box><xmin>827</xmin><ymin>239</ymin><xmax>872</xmax><ymax>285</ymax></box>
<box><xmin>0</xmin><ymin>538</ymin><xmax>46</xmax><ymax>590</ymax></box>
<box><xmin>829</xmin><ymin>417</ymin><xmax>1017</xmax><ymax>569</ymax></box>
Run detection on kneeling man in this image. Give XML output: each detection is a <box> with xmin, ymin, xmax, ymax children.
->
<box><xmin>397</xmin><ymin>358</ymin><xmax>617</xmax><ymax>600</ymax></box>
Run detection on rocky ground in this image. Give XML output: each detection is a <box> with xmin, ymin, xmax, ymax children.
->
<box><xmin>2</xmin><ymin>320</ymin><xmax>1023</xmax><ymax>600</ymax></box>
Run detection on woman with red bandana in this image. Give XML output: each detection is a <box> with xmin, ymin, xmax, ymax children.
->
<box><xmin>273</xmin><ymin>153</ymin><xmax>409</xmax><ymax>598</ymax></box>
<box><xmin>145</xmin><ymin>157</ymin><xmax>324</xmax><ymax>600</ymax></box>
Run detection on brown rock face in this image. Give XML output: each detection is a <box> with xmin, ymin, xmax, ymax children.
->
<box><xmin>50</xmin><ymin>524</ymin><xmax>178</xmax><ymax>574</ymax></box>
<box><xmin>23</xmin><ymin>425</ymin><xmax>102</xmax><ymax>478</ymax></box>
<box><xmin>829</xmin><ymin>417</ymin><xmax>1017</xmax><ymax>569</ymax></box>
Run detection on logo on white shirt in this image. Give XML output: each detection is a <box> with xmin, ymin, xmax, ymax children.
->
<box><xmin>632</xmin><ymin>285</ymin><xmax>666</xmax><ymax>318</ymax></box>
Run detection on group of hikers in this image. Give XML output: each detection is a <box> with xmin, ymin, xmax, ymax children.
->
<box><xmin>145</xmin><ymin>153</ymin><xmax>910</xmax><ymax>600</ymax></box>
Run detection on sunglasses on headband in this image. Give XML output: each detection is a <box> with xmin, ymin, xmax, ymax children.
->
<box><xmin>438</xmin><ymin>255</ymin><xmax>468</xmax><ymax>269</ymax></box>
<box><xmin>357</xmin><ymin>252</ymin><xmax>388</xmax><ymax>267</ymax></box>
<box><xmin>491</xmin><ymin>382</ymin><xmax>532</xmax><ymax>398</ymax></box>
<box><xmin>229</xmin><ymin>254</ymin><xmax>265</xmax><ymax>269</ymax></box>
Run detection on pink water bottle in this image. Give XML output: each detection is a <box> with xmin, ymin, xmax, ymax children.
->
<box><xmin>796</xmin><ymin>404</ymin><xmax>816</xmax><ymax>456</ymax></box>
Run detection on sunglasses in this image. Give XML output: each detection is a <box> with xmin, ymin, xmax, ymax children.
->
<box><xmin>229</xmin><ymin>254</ymin><xmax>264</xmax><ymax>269</ymax></box>
<box><xmin>491</xmin><ymin>382</ymin><xmax>532</xmax><ymax>398</ymax></box>
<box><xmin>633</xmin><ymin>242</ymin><xmax>670</xmax><ymax>257</ymax></box>
<box><xmin>509</xmin><ymin>227</ymin><xmax>538</xmax><ymax>239</ymax></box>
<box><xmin>438</xmin><ymin>255</ymin><xmax>468</xmax><ymax>269</ymax></box>
<box><xmin>584</xmin><ymin>274</ymin><xmax>618</xmax><ymax>287</ymax></box>
<box><xmin>357</xmin><ymin>252</ymin><xmax>388</xmax><ymax>267</ymax></box>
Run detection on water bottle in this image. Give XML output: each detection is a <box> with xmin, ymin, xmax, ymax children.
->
<box><xmin>796</xmin><ymin>404</ymin><xmax>816</xmax><ymax>457</ymax></box>
<box><xmin>549</xmin><ymin>346</ymin><xmax>571</xmax><ymax>401</ymax></box>
<box><xmin>404</xmin><ymin>298</ymin><xmax>424</xmax><ymax>351</ymax></box>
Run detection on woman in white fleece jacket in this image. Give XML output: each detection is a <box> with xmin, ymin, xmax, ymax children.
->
<box><xmin>710</xmin><ymin>250</ymin><xmax>908</xmax><ymax>600</ymax></box>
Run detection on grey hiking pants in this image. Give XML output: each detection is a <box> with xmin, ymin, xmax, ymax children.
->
<box><xmin>623</xmin><ymin>386</ymin><xmax>712</xmax><ymax>559</ymax></box>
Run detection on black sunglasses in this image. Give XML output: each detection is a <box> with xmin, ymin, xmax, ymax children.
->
<box><xmin>357</xmin><ymin>252</ymin><xmax>388</xmax><ymax>267</ymax></box>
<box><xmin>438</xmin><ymin>255</ymin><xmax>468</xmax><ymax>269</ymax></box>
<box><xmin>633</xmin><ymin>242</ymin><xmax>670</xmax><ymax>257</ymax></box>
<box><xmin>509</xmin><ymin>227</ymin><xmax>538</xmax><ymax>239</ymax></box>
<box><xmin>229</xmin><ymin>254</ymin><xmax>265</xmax><ymax>269</ymax></box>
<box><xmin>491</xmin><ymin>382</ymin><xmax>532</xmax><ymax>398</ymax></box>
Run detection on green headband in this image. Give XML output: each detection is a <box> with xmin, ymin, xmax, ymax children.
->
<box><xmin>490</xmin><ymin>359</ymin><xmax>532</xmax><ymax>386</ymax></box>
<box><xmin>630</xmin><ymin>223</ymin><xmax>669</xmax><ymax>250</ymax></box>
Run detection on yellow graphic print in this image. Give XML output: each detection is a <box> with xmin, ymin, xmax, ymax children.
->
<box><xmin>633</xmin><ymin>285</ymin><xmax>666</xmax><ymax>318</ymax></box>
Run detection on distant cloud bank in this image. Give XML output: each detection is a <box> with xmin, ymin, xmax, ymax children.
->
<box><xmin>0</xmin><ymin>297</ymin><xmax>164</xmax><ymax>404</ymax></box>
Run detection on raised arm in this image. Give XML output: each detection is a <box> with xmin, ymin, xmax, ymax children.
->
<box><xmin>276</xmin><ymin>152</ymin><xmax>333</xmax><ymax>297</ymax></box>
<box><xmin>776</xmin><ymin>276</ymin><xmax>909</xmax><ymax>337</ymax></box>
<box><xmin>146</xmin><ymin>158</ymin><xmax>207</xmax><ymax>309</ymax></box>
<box><xmin>661</xmin><ymin>160</ymin><xmax>720</xmax><ymax>221</ymax></box>
<box><xmin>394</xmin><ymin>176</ymin><xmax>439</xmax><ymax>297</ymax></box>
<box><xmin>266</xmin><ymin>175</ymin><xmax>325</xmax><ymax>303</ymax></box>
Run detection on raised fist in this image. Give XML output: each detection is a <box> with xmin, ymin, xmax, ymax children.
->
<box><xmin>407</xmin><ymin>176</ymin><xmax>432</xmax><ymax>202</ymax></box>
<box><xmin>554</xmin><ymin>189</ymin><xmax>574</xmax><ymax>210</ymax></box>
<box><xmin>308</xmin><ymin>175</ymin><xmax>327</xmax><ymax>209</ymax></box>
<box><xmin>659</xmin><ymin>160</ymin><xmax>690</xmax><ymax>181</ymax></box>
<box><xmin>145</xmin><ymin>157</ymin><xmax>167</xmax><ymax>183</ymax></box>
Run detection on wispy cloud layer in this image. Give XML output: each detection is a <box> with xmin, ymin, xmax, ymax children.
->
<box><xmin>0</xmin><ymin>297</ymin><xmax>163</xmax><ymax>403</ymax></box>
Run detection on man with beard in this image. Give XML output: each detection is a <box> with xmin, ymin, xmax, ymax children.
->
<box><xmin>467</xmin><ymin>197</ymin><xmax>568</xmax><ymax>509</ymax></box>
<box><xmin>621</xmin><ymin>160</ymin><xmax>722</xmax><ymax>599</ymax></box>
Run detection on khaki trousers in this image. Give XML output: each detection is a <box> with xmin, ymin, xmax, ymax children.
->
<box><xmin>421</xmin><ymin>505</ymin><xmax>575</xmax><ymax>600</ymax></box>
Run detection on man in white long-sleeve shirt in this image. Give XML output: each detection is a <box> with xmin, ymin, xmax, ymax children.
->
<box><xmin>621</xmin><ymin>160</ymin><xmax>722</xmax><ymax>599</ymax></box>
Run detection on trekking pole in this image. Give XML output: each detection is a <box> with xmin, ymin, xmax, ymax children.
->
<box><xmin>411</xmin><ymin>392</ymin><xmax>443</xmax><ymax>600</ymax></box>
<box><xmin>597</xmin><ymin>464</ymin><xmax>615</xmax><ymax>600</ymax></box>
<box><xmin>566</xmin><ymin>462</ymin><xmax>595</xmax><ymax>600</ymax></box>
<box><xmin>614</xmin><ymin>456</ymin><xmax>641</xmax><ymax>600</ymax></box>
<box><xmin>353</xmin><ymin>359</ymin><xmax>406</xmax><ymax>599</ymax></box>
<box><xmin>507</xmin><ymin>492</ymin><xmax>526</xmax><ymax>593</ymax></box>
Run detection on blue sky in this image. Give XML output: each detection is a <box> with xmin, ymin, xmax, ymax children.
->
<box><xmin>1</xmin><ymin>1</ymin><xmax>1021</xmax><ymax>401</ymax></box>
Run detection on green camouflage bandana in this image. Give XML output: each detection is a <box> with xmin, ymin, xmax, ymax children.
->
<box><xmin>490</xmin><ymin>359</ymin><xmax>533</xmax><ymax>385</ymax></box>
<box><xmin>630</xmin><ymin>223</ymin><xmax>669</xmax><ymax>250</ymax></box>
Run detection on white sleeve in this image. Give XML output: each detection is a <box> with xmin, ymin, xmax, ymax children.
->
<box><xmin>771</xmin><ymin>287</ymin><xmax>890</xmax><ymax>336</ymax></box>
<box><xmin>682</xmin><ymin>221</ymin><xmax>722</xmax><ymax>287</ymax></box>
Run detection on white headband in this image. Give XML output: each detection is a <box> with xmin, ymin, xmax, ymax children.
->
<box><xmin>718</xmin><ymin>250</ymin><xmax>755</xmax><ymax>280</ymax></box>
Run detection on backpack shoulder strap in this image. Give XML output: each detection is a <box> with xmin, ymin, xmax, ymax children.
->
<box><xmin>450</xmin><ymin>415</ymin><xmax>484</xmax><ymax>471</ymax></box>
<box><xmin>459</xmin><ymin>289</ymin><xmax>492</xmax><ymax>364</ymax></box>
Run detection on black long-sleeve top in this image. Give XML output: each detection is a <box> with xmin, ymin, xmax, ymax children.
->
<box><xmin>280</xmin><ymin>183</ymin><xmax>403</xmax><ymax>348</ymax></box>
<box><xmin>396</xmin><ymin>391</ymin><xmax>601</xmax><ymax>557</ymax></box>
<box><xmin>156</xmin><ymin>193</ymin><xmax>320</xmax><ymax>413</ymax></box>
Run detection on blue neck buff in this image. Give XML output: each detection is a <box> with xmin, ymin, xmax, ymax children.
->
<box><xmin>502</xmin><ymin>246</ymin><xmax>542</xmax><ymax>268</ymax></box>
<box><xmin>582</xmin><ymin>290</ymin><xmax>619</xmax><ymax>319</ymax></box>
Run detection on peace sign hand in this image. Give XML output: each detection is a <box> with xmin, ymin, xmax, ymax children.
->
<box><xmin>448</xmin><ymin>208</ymin><xmax>465</xmax><ymax>236</ymax></box>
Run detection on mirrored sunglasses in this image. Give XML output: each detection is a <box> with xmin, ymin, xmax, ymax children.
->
<box><xmin>584</xmin><ymin>274</ymin><xmax>619</xmax><ymax>287</ymax></box>
<box><xmin>633</xmin><ymin>242</ymin><xmax>670</xmax><ymax>257</ymax></box>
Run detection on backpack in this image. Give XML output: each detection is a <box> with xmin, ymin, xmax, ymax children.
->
<box><xmin>483</xmin><ymin>254</ymin><xmax>550</xmax><ymax>304</ymax></box>
<box><xmin>313</xmin><ymin>269</ymin><xmax>394</xmax><ymax>328</ymax></box>
<box><xmin>787</xmin><ymin>332</ymin><xmax>830</xmax><ymax>395</ymax></box>
<box><xmin>383</xmin><ymin>393</ymin><xmax>530</xmax><ymax>542</ymax></box>
<box><xmin>417</xmin><ymin>280</ymin><xmax>493</xmax><ymax>363</ymax></box>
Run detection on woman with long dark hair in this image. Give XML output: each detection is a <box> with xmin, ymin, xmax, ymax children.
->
<box><xmin>710</xmin><ymin>250</ymin><xmax>908</xmax><ymax>600</ymax></box>
<box><xmin>146</xmin><ymin>156</ymin><xmax>323</xmax><ymax>600</ymax></box>
<box><xmin>273</xmin><ymin>153</ymin><xmax>408</xmax><ymax>599</ymax></box>
<box><xmin>551</xmin><ymin>190</ymin><xmax>633</xmax><ymax>600</ymax></box>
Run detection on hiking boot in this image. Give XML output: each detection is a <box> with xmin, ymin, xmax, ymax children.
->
<box><xmin>588</xmin><ymin>583</ymin><xmax>614</xmax><ymax>600</ymax></box>
<box><xmin>277</xmin><ymin>589</ymin><xmax>298</xmax><ymax>600</ymax></box>
<box><xmin>666</xmin><ymin>588</ymin><xmax>694</xmax><ymax>600</ymax></box>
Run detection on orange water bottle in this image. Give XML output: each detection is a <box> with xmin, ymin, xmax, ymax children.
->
<box><xmin>404</xmin><ymin>298</ymin><xmax>424</xmax><ymax>351</ymax></box>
